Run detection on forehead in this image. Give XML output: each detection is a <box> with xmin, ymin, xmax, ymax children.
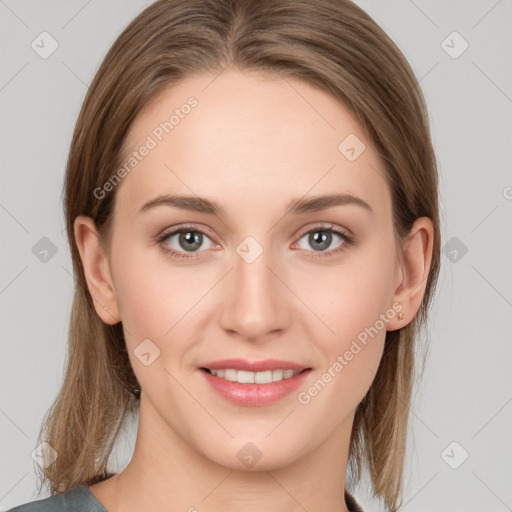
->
<box><xmin>115</xmin><ymin>70</ymin><xmax>391</xmax><ymax>222</ymax></box>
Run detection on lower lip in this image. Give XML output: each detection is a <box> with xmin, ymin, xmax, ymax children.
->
<box><xmin>199</xmin><ymin>369</ymin><xmax>311</xmax><ymax>406</ymax></box>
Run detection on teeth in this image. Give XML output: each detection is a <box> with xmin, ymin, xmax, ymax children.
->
<box><xmin>209</xmin><ymin>368</ymin><xmax>302</xmax><ymax>384</ymax></box>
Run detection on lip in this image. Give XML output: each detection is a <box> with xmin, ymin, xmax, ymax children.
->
<box><xmin>199</xmin><ymin>358</ymin><xmax>310</xmax><ymax>372</ymax></box>
<box><xmin>198</xmin><ymin>362</ymin><xmax>312</xmax><ymax>407</ymax></box>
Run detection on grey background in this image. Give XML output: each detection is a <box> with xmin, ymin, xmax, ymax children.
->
<box><xmin>1</xmin><ymin>1</ymin><xmax>511</xmax><ymax>510</ymax></box>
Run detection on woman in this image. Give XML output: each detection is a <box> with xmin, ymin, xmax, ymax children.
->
<box><xmin>9</xmin><ymin>0</ymin><xmax>440</xmax><ymax>510</ymax></box>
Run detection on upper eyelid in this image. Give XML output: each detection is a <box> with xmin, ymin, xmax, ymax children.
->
<box><xmin>295</xmin><ymin>222</ymin><xmax>349</xmax><ymax>237</ymax></box>
<box><xmin>158</xmin><ymin>223</ymin><xmax>217</xmax><ymax>243</ymax></box>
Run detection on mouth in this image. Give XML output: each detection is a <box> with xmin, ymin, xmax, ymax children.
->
<box><xmin>197</xmin><ymin>359</ymin><xmax>313</xmax><ymax>406</ymax></box>
<box><xmin>199</xmin><ymin>367</ymin><xmax>311</xmax><ymax>384</ymax></box>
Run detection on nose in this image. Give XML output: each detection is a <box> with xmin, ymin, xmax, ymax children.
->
<box><xmin>218</xmin><ymin>242</ymin><xmax>291</xmax><ymax>342</ymax></box>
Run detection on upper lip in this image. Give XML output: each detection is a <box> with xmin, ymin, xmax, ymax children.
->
<box><xmin>200</xmin><ymin>359</ymin><xmax>311</xmax><ymax>372</ymax></box>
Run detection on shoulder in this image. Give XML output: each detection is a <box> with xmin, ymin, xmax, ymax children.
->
<box><xmin>7</xmin><ymin>485</ymin><xmax>107</xmax><ymax>512</ymax></box>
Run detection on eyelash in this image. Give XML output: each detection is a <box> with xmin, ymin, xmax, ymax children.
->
<box><xmin>156</xmin><ymin>223</ymin><xmax>355</xmax><ymax>260</ymax></box>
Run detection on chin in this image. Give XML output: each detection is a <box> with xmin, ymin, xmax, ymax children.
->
<box><xmin>200</xmin><ymin>437</ymin><xmax>302</xmax><ymax>472</ymax></box>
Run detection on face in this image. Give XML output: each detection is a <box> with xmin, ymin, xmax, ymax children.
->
<box><xmin>99</xmin><ymin>70</ymin><xmax>403</xmax><ymax>470</ymax></box>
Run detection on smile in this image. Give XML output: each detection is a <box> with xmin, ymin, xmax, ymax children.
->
<box><xmin>202</xmin><ymin>368</ymin><xmax>305</xmax><ymax>384</ymax></box>
<box><xmin>199</xmin><ymin>367</ymin><xmax>312</xmax><ymax>406</ymax></box>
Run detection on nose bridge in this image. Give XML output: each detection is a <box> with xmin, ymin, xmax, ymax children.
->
<box><xmin>219</xmin><ymin>235</ymin><xmax>289</xmax><ymax>340</ymax></box>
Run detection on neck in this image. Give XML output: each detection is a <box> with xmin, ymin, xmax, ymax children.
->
<box><xmin>90</xmin><ymin>395</ymin><xmax>354</xmax><ymax>512</ymax></box>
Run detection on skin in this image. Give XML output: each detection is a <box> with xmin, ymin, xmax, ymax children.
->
<box><xmin>75</xmin><ymin>69</ymin><xmax>434</xmax><ymax>512</ymax></box>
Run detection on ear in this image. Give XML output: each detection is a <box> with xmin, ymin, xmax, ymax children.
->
<box><xmin>74</xmin><ymin>215</ymin><xmax>121</xmax><ymax>325</ymax></box>
<box><xmin>387</xmin><ymin>217</ymin><xmax>434</xmax><ymax>331</ymax></box>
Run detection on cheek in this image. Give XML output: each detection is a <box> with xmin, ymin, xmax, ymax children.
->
<box><xmin>297</xmin><ymin>237</ymin><xmax>397</xmax><ymax>343</ymax></box>
<box><xmin>295</xmin><ymin>275</ymin><xmax>389</xmax><ymax>417</ymax></box>
<box><xmin>114</xmin><ymin>256</ymin><xmax>208</xmax><ymax>337</ymax></box>
<box><xmin>293</xmin><ymin>238</ymin><xmax>396</xmax><ymax>405</ymax></box>
<box><xmin>110</xmin><ymin>238</ymin><xmax>222</xmax><ymax>374</ymax></box>
<box><xmin>111</xmin><ymin>251</ymin><xmax>213</xmax><ymax>395</ymax></box>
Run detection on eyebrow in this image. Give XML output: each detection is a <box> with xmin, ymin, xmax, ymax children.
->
<box><xmin>139</xmin><ymin>193</ymin><xmax>374</xmax><ymax>216</ymax></box>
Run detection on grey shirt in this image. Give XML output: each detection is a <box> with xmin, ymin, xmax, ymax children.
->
<box><xmin>7</xmin><ymin>486</ymin><xmax>106</xmax><ymax>512</ymax></box>
<box><xmin>8</xmin><ymin>485</ymin><xmax>364</xmax><ymax>511</ymax></box>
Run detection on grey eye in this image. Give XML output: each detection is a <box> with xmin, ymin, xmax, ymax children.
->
<box><xmin>297</xmin><ymin>230</ymin><xmax>344</xmax><ymax>252</ymax></box>
<box><xmin>163</xmin><ymin>230</ymin><xmax>214</xmax><ymax>253</ymax></box>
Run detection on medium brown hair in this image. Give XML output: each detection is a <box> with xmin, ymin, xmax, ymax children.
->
<box><xmin>36</xmin><ymin>1</ymin><xmax>441</xmax><ymax>510</ymax></box>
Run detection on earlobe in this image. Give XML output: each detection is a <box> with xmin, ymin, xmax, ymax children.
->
<box><xmin>387</xmin><ymin>217</ymin><xmax>434</xmax><ymax>331</ymax></box>
<box><xmin>74</xmin><ymin>215</ymin><xmax>121</xmax><ymax>324</ymax></box>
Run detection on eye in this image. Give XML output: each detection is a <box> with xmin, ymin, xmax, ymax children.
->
<box><xmin>293</xmin><ymin>224</ymin><xmax>354</xmax><ymax>257</ymax></box>
<box><xmin>157</xmin><ymin>224</ymin><xmax>216</xmax><ymax>259</ymax></box>
<box><xmin>156</xmin><ymin>223</ymin><xmax>355</xmax><ymax>260</ymax></box>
